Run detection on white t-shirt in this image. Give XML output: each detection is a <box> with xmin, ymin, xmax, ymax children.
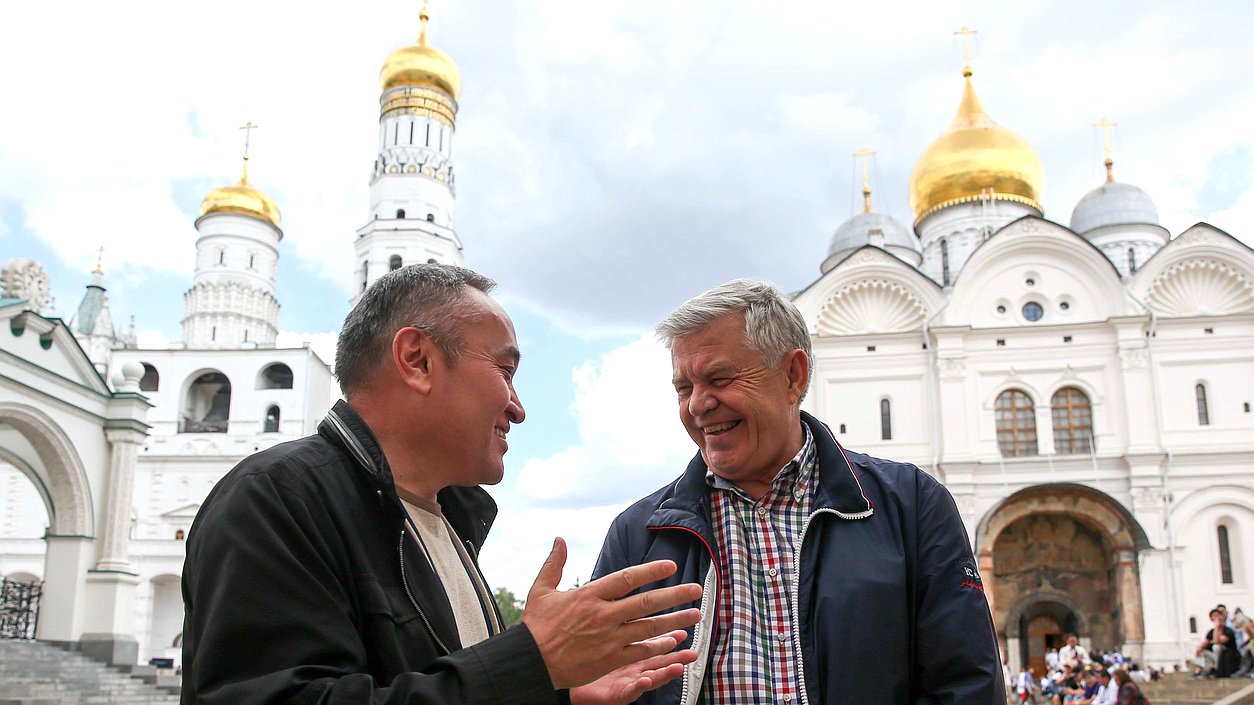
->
<box><xmin>400</xmin><ymin>493</ymin><xmax>493</xmax><ymax>648</ymax></box>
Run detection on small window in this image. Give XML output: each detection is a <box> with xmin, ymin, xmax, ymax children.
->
<box><xmin>175</xmin><ymin>529</ymin><xmax>186</xmax><ymax>541</ymax></box>
<box><xmin>1218</xmin><ymin>525</ymin><xmax>1234</xmax><ymax>584</ymax></box>
<box><xmin>389</xmin><ymin>255</ymin><xmax>403</xmax><ymax>271</ymax></box>
<box><xmin>139</xmin><ymin>363</ymin><xmax>160</xmax><ymax>392</ymax></box>
<box><xmin>1063</xmin><ymin>336</ymin><xmax>1072</xmax><ymax>343</ymax></box>
<box><xmin>1022</xmin><ymin>302</ymin><xmax>1044</xmax><ymax>322</ymax></box>
<box><xmin>940</xmin><ymin>239</ymin><xmax>951</xmax><ymax>286</ymax></box>
<box><xmin>838</xmin><ymin>423</ymin><xmax>847</xmax><ymax>434</ymax></box>
<box><xmin>996</xmin><ymin>305</ymin><xmax>1006</xmax><ymax>314</ymax></box>
<box><xmin>1051</xmin><ymin>387</ymin><xmax>1093</xmax><ymax>454</ymax></box>
<box><xmin>1060</xmin><ymin>302</ymin><xmax>1071</xmax><ymax>311</ymax></box>
<box><xmin>880</xmin><ymin>399</ymin><xmax>892</xmax><ymax>441</ymax></box>
<box><xmin>996</xmin><ymin>389</ymin><xmax>1038</xmax><ymax>457</ymax></box>
<box><xmin>362</xmin><ymin>261</ymin><xmax>369</xmax><ymax>292</ymax></box>
<box><xmin>426</xmin><ymin>213</ymin><xmax>435</xmax><ymax>223</ymax></box>
<box><xmin>1025</xmin><ymin>278</ymin><xmax>1036</xmax><ymax>287</ymax></box>
<box><xmin>1197</xmin><ymin>384</ymin><xmax>1210</xmax><ymax>426</ymax></box>
<box><xmin>217</xmin><ymin>249</ymin><xmax>225</xmax><ymax>265</ymax></box>
<box><xmin>1244</xmin><ymin>402</ymin><xmax>1250</xmax><ymax>413</ymax></box>
<box><xmin>866</xmin><ymin>345</ymin><xmax>876</xmax><ymax>352</ymax></box>
<box><xmin>996</xmin><ymin>339</ymin><xmax>1006</xmax><ymax>347</ymax></box>
<box><xmin>1127</xmin><ymin>247</ymin><xmax>1137</xmax><ymax>273</ymax></box>
<box><xmin>248</xmin><ymin>254</ymin><xmax>255</xmax><ymax>269</ymax></box>
<box><xmin>396</xmin><ymin>209</ymin><xmax>406</xmax><ymax>219</ymax></box>
<box><xmin>264</xmin><ymin>405</ymin><xmax>280</xmax><ymax>433</ymax></box>
<box><xmin>258</xmin><ymin>363</ymin><xmax>294</xmax><ymax>390</ymax></box>
<box><xmin>1190</xmin><ymin>616</ymin><xmax>1198</xmax><ymax>634</ymax></box>
<box><xmin>1204</xmin><ymin>327</ymin><xmax>1214</xmax><ymax>334</ymax></box>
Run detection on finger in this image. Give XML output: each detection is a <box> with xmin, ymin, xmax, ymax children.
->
<box><xmin>609</xmin><ymin>583</ymin><xmax>703</xmax><ymax>622</ymax></box>
<box><xmin>631</xmin><ymin>646</ymin><xmax>699</xmax><ymax>673</ymax></box>
<box><xmin>586</xmin><ymin>559</ymin><xmax>679</xmax><ymax>600</ymax></box>
<box><xmin>639</xmin><ymin>662</ymin><xmax>690</xmax><ymax>691</ymax></box>
<box><xmin>618</xmin><ymin>608</ymin><xmax>701</xmax><ymax>645</ymax></box>
<box><xmin>527</xmin><ymin>537</ymin><xmax>567</xmax><ymax>599</ymax></box>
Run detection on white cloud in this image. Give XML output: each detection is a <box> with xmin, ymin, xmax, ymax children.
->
<box><xmin>480</xmin><ymin>334</ymin><xmax>697</xmax><ymax>594</ymax></box>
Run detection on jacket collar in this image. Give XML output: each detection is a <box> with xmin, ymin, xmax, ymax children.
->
<box><xmin>648</xmin><ymin>410</ymin><xmax>873</xmax><ymax>529</ymax></box>
<box><xmin>318</xmin><ymin>400</ymin><xmax>499</xmax><ymax>548</ymax></box>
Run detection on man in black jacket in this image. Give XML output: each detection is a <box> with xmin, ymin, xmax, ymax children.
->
<box><xmin>592</xmin><ymin>278</ymin><xmax>1004</xmax><ymax>705</ymax></box>
<box><xmin>181</xmin><ymin>264</ymin><xmax>702</xmax><ymax>705</ymax></box>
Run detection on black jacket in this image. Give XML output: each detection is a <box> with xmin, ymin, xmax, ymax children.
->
<box><xmin>181</xmin><ymin>401</ymin><xmax>560</xmax><ymax>705</ymax></box>
<box><xmin>592</xmin><ymin>412</ymin><xmax>1004</xmax><ymax>705</ymax></box>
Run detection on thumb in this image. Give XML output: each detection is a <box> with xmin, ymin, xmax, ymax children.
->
<box><xmin>528</xmin><ymin>537</ymin><xmax>567</xmax><ymax>599</ymax></box>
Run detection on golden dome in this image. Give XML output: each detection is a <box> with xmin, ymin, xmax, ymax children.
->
<box><xmin>379</xmin><ymin>7</ymin><xmax>461</xmax><ymax>98</ymax></box>
<box><xmin>199</xmin><ymin>164</ymin><xmax>281</xmax><ymax>229</ymax></box>
<box><xmin>908</xmin><ymin>67</ymin><xmax>1044</xmax><ymax>223</ymax></box>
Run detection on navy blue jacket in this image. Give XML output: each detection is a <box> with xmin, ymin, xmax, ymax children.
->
<box><xmin>592</xmin><ymin>412</ymin><xmax>1003</xmax><ymax>705</ymax></box>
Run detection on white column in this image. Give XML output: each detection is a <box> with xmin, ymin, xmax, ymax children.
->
<box><xmin>37</xmin><ymin>534</ymin><xmax>94</xmax><ymax>643</ymax></box>
<box><xmin>94</xmin><ymin>428</ymin><xmax>144</xmax><ymax>571</ymax></box>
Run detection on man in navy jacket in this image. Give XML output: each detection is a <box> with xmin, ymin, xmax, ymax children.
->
<box><xmin>592</xmin><ymin>278</ymin><xmax>1004</xmax><ymax>705</ymax></box>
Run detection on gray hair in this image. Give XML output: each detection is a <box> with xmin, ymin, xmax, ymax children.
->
<box><xmin>656</xmin><ymin>278</ymin><xmax>813</xmax><ymax>399</ymax></box>
<box><xmin>334</xmin><ymin>263</ymin><xmax>496</xmax><ymax>395</ymax></box>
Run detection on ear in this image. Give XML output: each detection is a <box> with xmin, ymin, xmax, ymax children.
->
<box><xmin>783</xmin><ymin>348</ymin><xmax>809</xmax><ymax>405</ymax></box>
<box><xmin>392</xmin><ymin>325</ymin><xmax>441</xmax><ymax>395</ymax></box>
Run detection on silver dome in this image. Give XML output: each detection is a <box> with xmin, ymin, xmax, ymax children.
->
<box><xmin>1070</xmin><ymin>181</ymin><xmax>1159</xmax><ymax>235</ymax></box>
<box><xmin>826</xmin><ymin>211</ymin><xmax>918</xmax><ymax>262</ymax></box>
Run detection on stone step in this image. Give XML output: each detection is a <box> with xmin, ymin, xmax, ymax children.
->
<box><xmin>0</xmin><ymin>640</ymin><xmax>181</xmax><ymax>704</ymax></box>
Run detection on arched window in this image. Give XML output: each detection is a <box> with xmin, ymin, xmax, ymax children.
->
<box><xmin>1218</xmin><ymin>525</ymin><xmax>1234</xmax><ymax>584</ymax></box>
<box><xmin>880</xmin><ymin>399</ymin><xmax>892</xmax><ymax>440</ymax></box>
<box><xmin>181</xmin><ymin>372</ymin><xmax>231</xmax><ymax>433</ymax></box>
<box><xmin>995</xmin><ymin>389</ymin><xmax>1038</xmax><ymax>457</ymax></box>
<box><xmin>175</xmin><ymin>529</ymin><xmax>186</xmax><ymax>541</ymax></box>
<box><xmin>389</xmin><ymin>255</ymin><xmax>403</xmax><ymax>271</ymax></box>
<box><xmin>257</xmin><ymin>363</ymin><xmax>294</xmax><ymax>390</ymax></box>
<box><xmin>426</xmin><ymin>213</ymin><xmax>435</xmax><ymax>223</ymax></box>
<box><xmin>940</xmin><ymin>239</ymin><xmax>951</xmax><ymax>286</ymax></box>
<box><xmin>1127</xmin><ymin>247</ymin><xmax>1137</xmax><ymax>274</ymax></box>
<box><xmin>396</xmin><ymin>209</ymin><xmax>406</xmax><ymax>219</ymax></box>
<box><xmin>139</xmin><ymin>363</ymin><xmax>160</xmax><ymax>392</ymax></box>
<box><xmin>361</xmin><ymin>261</ymin><xmax>369</xmax><ymax>292</ymax></box>
<box><xmin>1196</xmin><ymin>384</ymin><xmax>1210</xmax><ymax>425</ymax></box>
<box><xmin>264</xmin><ymin>405</ymin><xmax>281</xmax><ymax>433</ymax></box>
<box><xmin>1051</xmin><ymin>387</ymin><xmax>1093</xmax><ymax>454</ymax></box>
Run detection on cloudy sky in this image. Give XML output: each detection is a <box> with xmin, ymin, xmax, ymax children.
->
<box><xmin>2</xmin><ymin>0</ymin><xmax>1252</xmax><ymax>595</ymax></box>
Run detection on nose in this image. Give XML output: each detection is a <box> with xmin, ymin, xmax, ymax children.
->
<box><xmin>507</xmin><ymin>386</ymin><xmax>526</xmax><ymax>424</ymax></box>
<box><xmin>686</xmin><ymin>384</ymin><xmax>717</xmax><ymax>417</ymax></box>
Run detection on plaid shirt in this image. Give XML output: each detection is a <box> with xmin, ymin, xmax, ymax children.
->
<box><xmin>701</xmin><ymin>424</ymin><xmax>817</xmax><ymax>705</ymax></box>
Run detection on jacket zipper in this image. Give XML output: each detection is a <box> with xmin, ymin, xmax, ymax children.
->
<box><xmin>649</xmin><ymin>525</ymin><xmax>721</xmax><ymax>705</ymax></box>
<box><xmin>398</xmin><ymin>529</ymin><xmax>451</xmax><ymax>655</ymax></box>
<box><xmin>789</xmin><ymin>508</ymin><xmax>839</xmax><ymax>705</ymax></box>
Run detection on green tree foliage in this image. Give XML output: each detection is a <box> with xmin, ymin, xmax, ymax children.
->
<box><xmin>493</xmin><ymin>587</ymin><xmax>524</xmax><ymax>627</ymax></box>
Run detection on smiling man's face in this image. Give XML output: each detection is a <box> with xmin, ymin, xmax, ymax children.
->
<box><xmin>671</xmin><ymin>312</ymin><xmax>806</xmax><ymax>497</ymax></box>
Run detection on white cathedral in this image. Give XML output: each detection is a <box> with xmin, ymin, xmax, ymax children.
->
<box><xmin>2</xmin><ymin>15</ymin><xmax>1252</xmax><ymax>676</ymax></box>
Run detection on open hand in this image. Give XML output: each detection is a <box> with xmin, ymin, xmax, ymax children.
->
<box><xmin>570</xmin><ymin>637</ymin><xmax>698</xmax><ymax>705</ymax></box>
<box><xmin>522</xmin><ymin>537</ymin><xmax>702</xmax><ymax>690</ymax></box>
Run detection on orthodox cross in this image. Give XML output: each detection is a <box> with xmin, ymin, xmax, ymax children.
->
<box><xmin>853</xmin><ymin>147</ymin><xmax>876</xmax><ymax>213</ymax></box>
<box><xmin>1093</xmin><ymin>116</ymin><xmax>1119</xmax><ymax>182</ymax></box>
<box><xmin>953</xmin><ymin>25</ymin><xmax>978</xmax><ymax>68</ymax></box>
<box><xmin>238</xmin><ymin>121</ymin><xmax>259</xmax><ymax>181</ymax></box>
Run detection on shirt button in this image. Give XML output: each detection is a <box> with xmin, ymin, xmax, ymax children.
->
<box><xmin>777</xmin><ymin>631</ymin><xmax>787</xmax><ymax>642</ymax></box>
<box><xmin>757</xmin><ymin>507</ymin><xmax>767</xmax><ymax>516</ymax></box>
<box><xmin>768</xmin><ymin>567</ymin><xmax>778</xmax><ymax>577</ymax></box>
<box><xmin>783</xmin><ymin>696</ymin><xmax>792</xmax><ymax>704</ymax></box>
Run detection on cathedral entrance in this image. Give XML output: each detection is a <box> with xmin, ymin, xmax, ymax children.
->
<box><xmin>976</xmin><ymin>484</ymin><xmax>1150</xmax><ymax>669</ymax></box>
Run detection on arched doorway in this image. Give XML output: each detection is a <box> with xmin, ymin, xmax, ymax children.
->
<box><xmin>976</xmin><ymin>484</ymin><xmax>1150</xmax><ymax>668</ymax></box>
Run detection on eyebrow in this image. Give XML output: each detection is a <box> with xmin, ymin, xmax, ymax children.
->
<box><xmin>672</xmin><ymin>363</ymin><xmax>733</xmax><ymax>386</ymax></box>
<box><xmin>502</xmin><ymin>345</ymin><xmax>521</xmax><ymax>366</ymax></box>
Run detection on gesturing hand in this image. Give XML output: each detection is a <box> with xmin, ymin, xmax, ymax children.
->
<box><xmin>522</xmin><ymin>537</ymin><xmax>702</xmax><ymax>690</ymax></box>
<box><xmin>570</xmin><ymin>640</ymin><xmax>698</xmax><ymax>705</ymax></box>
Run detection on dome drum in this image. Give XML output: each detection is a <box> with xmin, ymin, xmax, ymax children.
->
<box><xmin>823</xmin><ymin>212</ymin><xmax>920</xmax><ymax>273</ymax></box>
<box><xmin>380</xmin><ymin>84</ymin><xmax>457</xmax><ymax>125</ymax></box>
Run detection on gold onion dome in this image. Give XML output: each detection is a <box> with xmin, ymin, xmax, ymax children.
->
<box><xmin>199</xmin><ymin>164</ymin><xmax>282</xmax><ymax>229</ymax></box>
<box><xmin>379</xmin><ymin>6</ymin><xmax>461</xmax><ymax>98</ymax></box>
<box><xmin>908</xmin><ymin>66</ymin><xmax>1044</xmax><ymax>223</ymax></box>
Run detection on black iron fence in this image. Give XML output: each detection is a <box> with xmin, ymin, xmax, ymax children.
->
<box><xmin>0</xmin><ymin>578</ymin><xmax>40</xmax><ymax>640</ymax></box>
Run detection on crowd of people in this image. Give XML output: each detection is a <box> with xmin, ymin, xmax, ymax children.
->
<box><xmin>1191</xmin><ymin>603</ymin><xmax>1254</xmax><ymax>679</ymax></box>
<box><xmin>1006</xmin><ymin>634</ymin><xmax>1158</xmax><ymax>705</ymax></box>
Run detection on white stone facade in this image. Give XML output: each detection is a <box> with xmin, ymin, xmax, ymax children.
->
<box><xmin>795</xmin><ymin>215</ymin><xmax>1254</xmax><ymax>669</ymax></box>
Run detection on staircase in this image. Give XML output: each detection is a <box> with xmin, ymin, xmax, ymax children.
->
<box><xmin>1139</xmin><ymin>672</ymin><xmax>1254</xmax><ymax>705</ymax></box>
<box><xmin>0</xmin><ymin>640</ymin><xmax>180</xmax><ymax>705</ymax></box>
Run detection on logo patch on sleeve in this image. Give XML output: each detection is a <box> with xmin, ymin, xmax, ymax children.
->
<box><xmin>960</xmin><ymin>562</ymin><xmax>984</xmax><ymax>592</ymax></box>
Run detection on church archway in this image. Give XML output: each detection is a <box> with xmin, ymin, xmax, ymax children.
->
<box><xmin>0</xmin><ymin>403</ymin><xmax>92</xmax><ymax>535</ymax></box>
<box><xmin>976</xmin><ymin>484</ymin><xmax>1149</xmax><ymax>667</ymax></box>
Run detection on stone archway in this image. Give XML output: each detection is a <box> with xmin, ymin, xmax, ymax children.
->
<box><xmin>1006</xmin><ymin>590</ymin><xmax>1086</xmax><ymax>675</ymax></box>
<box><xmin>0</xmin><ymin>403</ymin><xmax>92</xmax><ymax>536</ymax></box>
<box><xmin>976</xmin><ymin>484</ymin><xmax>1149</xmax><ymax>667</ymax></box>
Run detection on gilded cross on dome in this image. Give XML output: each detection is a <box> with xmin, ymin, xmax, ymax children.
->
<box><xmin>94</xmin><ymin>246</ymin><xmax>104</xmax><ymax>274</ymax></box>
<box><xmin>852</xmin><ymin>147</ymin><xmax>876</xmax><ymax>213</ymax></box>
<box><xmin>238</xmin><ymin>121</ymin><xmax>259</xmax><ymax>182</ymax></box>
<box><xmin>1093</xmin><ymin>116</ymin><xmax>1119</xmax><ymax>182</ymax></box>
<box><xmin>953</xmin><ymin>25</ymin><xmax>978</xmax><ymax>76</ymax></box>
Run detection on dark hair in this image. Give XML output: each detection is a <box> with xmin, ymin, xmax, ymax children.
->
<box><xmin>334</xmin><ymin>263</ymin><xmax>496</xmax><ymax>395</ymax></box>
<box><xmin>1210</xmin><ymin>608</ymin><xmax>1223</xmax><ymax>618</ymax></box>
